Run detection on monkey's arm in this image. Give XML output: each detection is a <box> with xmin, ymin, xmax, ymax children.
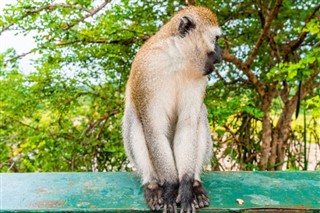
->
<box><xmin>141</xmin><ymin>104</ymin><xmax>180</xmax><ymax>212</ymax></box>
<box><xmin>122</xmin><ymin>102</ymin><xmax>157</xmax><ymax>184</ymax></box>
<box><xmin>173</xmin><ymin>85</ymin><xmax>210</xmax><ymax>212</ymax></box>
<box><xmin>123</xmin><ymin>100</ymin><xmax>166</xmax><ymax>211</ymax></box>
<box><xmin>142</xmin><ymin>104</ymin><xmax>178</xmax><ymax>184</ymax></box>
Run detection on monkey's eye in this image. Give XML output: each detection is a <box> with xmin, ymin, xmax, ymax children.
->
<box><xmin>215</xmin><ymin>35</ymin><xmax>225</xmax><ymax>46</ymax></box>
<box><xmin>215</xmin><ymin>35</ymin><xmax>225</xmax><ymax>49</ymax></box>
<box><xmin>212</xmin><ymin>35</ymin><xmax>221</xmax><ymax>44</ymax></box>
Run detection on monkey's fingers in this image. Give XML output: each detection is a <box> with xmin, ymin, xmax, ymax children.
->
<box><xmin>153</xmin><ymin>194</ymin><xmax>162</xmax><ymax>210</ymax></box>
<box><xmin>147</xmin><ymin>197</ymin><xmax>156</xmax><ymax>211</ymax></box>
<box><xmin>163</xmin><ymin>203</ymin><xmax>178</xmax><ymax>213</ymax></box>
<box><xmin>180</xmin><ymin>203</ymin><xmax>196</xmax><ymax>213</ymax></box>
<box><xmin>144</xmin><ymin>182</ymin><xmax>164</xmax><ymax>211</ymax></box>
<box><xmin>194</xmin><ymin>194</ymin><xmax>209</xmax><ymax>208</ymax></box>
<box><xmin>202</xmin><ymin>194</ymin><xmax>209</xmax><ymax>207</ymax></box>
<box><xmin>192</xmin><ymin>199</ymin><xmax>199</xmax><ymax>209</ymax></box>
<box><xmin>192</xmin><ymin>180</ymin><xmax>209</xmax><ymax>208</ymax></box>
<box><xmin>157</xmin><ymin>187</ymin><xmax>164</xmax><ymax>205</ymax></box>
<box><xmin>197</xmin><ymin>195</ymin><xmax>204</xmax><ymax>208</ymax></box>
<box><xmin>152</xmin><ymin>188</ymin><xmax>164</xmax><ymax>209</ymax></box>
<box><xmin>147</xmin><ymin>202</ymin><xmax>155</xmax><ymax>211</ymax></box>
<box><xmin>176</xmin><ymin>194</ymin><xmax>181</xmax><ymax>203</ymax></box>
<box><xmin>147</xmin><ymin>196</ymin><xmax>162</xmax><ymax>211</ymax></box>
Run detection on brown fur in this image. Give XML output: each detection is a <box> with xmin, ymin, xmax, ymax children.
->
<box><xmin>127</xmin><ymin>6</ymin><xmax>219</xmax><ymax>118</ymax></box>
<box><xmin>123</xmin><ymin>6</ymin><xmax>221</xmax><ymax>212</ymax></box>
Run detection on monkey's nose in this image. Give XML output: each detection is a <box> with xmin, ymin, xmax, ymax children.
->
<box><xmin>213</xmin><ymin>43</ymin><xmax>222</xmax><ymax>64</ymax></box>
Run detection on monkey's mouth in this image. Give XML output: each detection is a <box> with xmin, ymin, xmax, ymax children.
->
<box><xmin>204</xmin><ymin>64</ymin><xmax>215</xmax><ymax>76</ymax></box>
<box><xmin>204</xmin><ymin>51</ymin><xmax>221</xmax><ymax>75</ymax></box>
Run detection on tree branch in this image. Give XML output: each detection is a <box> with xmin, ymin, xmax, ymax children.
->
<box><xmin>222</xmin><ymin>49</ymin><xmax>265</xmax><ymax>97</ymax></box>
<box><xmin>4</xmin><ymin>34</ymin><xmax>149</xmax><ymax>65</ymax></box>
<box><xmin>83</xmin><ymin>109</ymin><xmax>118</xmax><ymax>138</ymax></box>
<box><xmin>223</xmin><ymin>124</ymin><xmax>241</xmax><ymax>145</ymax></box>
<box><xmin>25</xmin><ymin>3</ymin><xmax>94</xmax><ymax>14</ymax></box>
<box><xmin>301</xmin><ymin>67</ymin><xmax>320</xmax><ymax>98</ymax></box>
<box><xmin>213</xmin><ymin>68</ymin><xmax>249</xmax><ymax>86</ymax></box>
<box><xmin>3</xmin><ymin>50</ymin><xmax>34</xmax><ymax>65</ymax></box>
<box><xmin>245</xmin><ymin>0</ymin><xmax>283</xmax><ymax>67</ymax></box>
<box><xmin>62</xmin><ymin>0</ymin><xmax>111</xmax><ymax>31</ymax></box>
<box><xmin>185</xmin><ymin>0</ymin><xmax>196</xmax><ymax>6</ymax></box>
<box><xmin>283</xmin><ymin>3</ymin><xmax>320</xmax><ymax>54</ymax></box>
<box><xmin>221</xmin><ymin>0</ymin><xmax>284</xmax><ymax>98</ymax></box>
<box><xmin>0</xmin><ymin>2</ymin><xmax>98</xmax><ymax>34</ymax></box>
<box><xmin>219</xmin><ymin>2</ymin><xmax>255</xmax><ymax>27</ymax></box>
<box><xmin>5</xmin><ymin>114</ymin><xmax>39</xmax><ymax>131</ymax></box>
<box><xmin>253</xmin><ymin>0</ymin><xmax>265</xmax><ymax>28</ymax></box>
<box><xmin>267</xmin><ymin>33</ymin><xmax>282</xmax><ymax>64</ymax></box>
<box><xmin>280</xmin><ymin>81</ymin><xmax>289</xmax><ymax>104</ymax></box>
<box><xmin>56</xmin><ymin>35</ymin><xmax>150</xmax><ymax>47</ymax></box>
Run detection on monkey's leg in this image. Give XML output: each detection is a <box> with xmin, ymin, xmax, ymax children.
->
<box><xmin>143</xmin><ymin>180</ymin><xmax>164</xmax><ymax>211</ymax></box>
<box><xmin>192</xmin><ymin>105</ymin><xmax>211</xmax><ymax>209</ymax></box>
<box><xmin>174</xmin><ymin>105</ymin><xmax>211</xmax><ymax>212</ymax></box>
<box><xmin>123</xmin><ymin>105</ymin><xmax>163</xmax><ymax>211</ymax></box>
<box><xmin>173</xmin><ymin>110</ymin><xmax>199</xmax><ymax>213</ymax></box>
<box><xmin>142</xmin><ymin>108</ymin><xmax>179</xmax><ymax>213</ymax></box>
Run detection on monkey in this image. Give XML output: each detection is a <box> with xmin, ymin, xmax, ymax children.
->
<box><xmin>122</xmin><ymin>6</ymin><xmax>222</xmax><ymax>213</ymax></box>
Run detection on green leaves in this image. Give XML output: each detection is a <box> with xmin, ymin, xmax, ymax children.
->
<box><xmin>304</xmin><ymin>18</ymin><xmax>320</xmax><ymax>38</ymax></box>
<box><xmin>268</xmin><ymin>48</ymin><xmax>319</xmax><ymax>81</ymax></box>
<box><xmin>1</xmin><ymin>0</ymin><xmax>319</xmax><ymax>172</ymax></box>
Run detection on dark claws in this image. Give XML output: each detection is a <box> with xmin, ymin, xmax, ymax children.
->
<box><xmin>144</xmin><ymin>181</ymin><xmax>164</xmax><ymax>211</ymax></box>
<box><xmin>144</xmin><ymin>179</ymin><xmax>209</xmax><ymax>212</ymax></box>
<box><xmin>163</xmin><ymin>203</ymin><xmax>178</xmax><ymax>213</ymax></box>
<box><xmin>179</xmin><ymin>203</ymin><xmax>196</xmax><ymax>213</ymax></box>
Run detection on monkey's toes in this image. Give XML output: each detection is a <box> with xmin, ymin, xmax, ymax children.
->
<box><xmin>193</xmin><ymin>194</ymin><xmax>209</xmax><ymax>208</ymax></box>
<box><xmin>162</xmin><ymin>181</ymin><xmax>179</xmax><ymax>213</ymax></box>
<box><xmin>179</xmin><ymin>201</ymin><xmax>196</xmax><ymax>213</ymax></box>
<box><xmin>192</xmin><ymin>180</ymin><xmax>209</xmax><ymax>208</ymax></box>
<box><xmin>163</xmin><ymin>203</ymin><xmax>178</xmax><ymax>213</ymax></box>
<box><xmin>143</xmin><ymin>182</ymin><xmax>164</xmax><ymax>211</ymax></box>
<box><xmin>176</xmin><ymin>190</ymin><xmax>196</xmax><ymax>212</ymax></box>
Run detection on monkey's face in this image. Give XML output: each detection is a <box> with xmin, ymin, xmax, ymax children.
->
<box><xmin>174</xmin><ymin>7</ymin><xmax>223</xmax><ymax>76</ymax></box>
<box><xmin>204</xmin><ymin>36</ymin><xmax>222</xmax><ymax>75</ymax></box>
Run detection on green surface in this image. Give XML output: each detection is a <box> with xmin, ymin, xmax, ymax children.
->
<box><xmin>1</xmin><ymin>172</ymin><xmax>320</xmax><ymax>212</ymax></box>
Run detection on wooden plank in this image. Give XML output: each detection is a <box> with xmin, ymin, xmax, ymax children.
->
<box><xmin>1</xmin><ymin>172</ymin><xmax>320</xmax><ymax>212</ymax></box>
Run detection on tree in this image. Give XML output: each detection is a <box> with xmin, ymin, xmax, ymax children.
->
<box><xmin>204</xmin><ymin>0</ymin><xmax>320</xmax><ymax>170</ymax></box>
<box><xmin>0</xmin><ymin>0</ymin><xmax>319</xmax><ymax>172</ymax></box>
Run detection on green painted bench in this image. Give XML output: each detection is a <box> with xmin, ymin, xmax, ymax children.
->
<box><xmin>1</xmin><ymin>172</ymin><xmax>320</xmax><ymax>212</ymax></box>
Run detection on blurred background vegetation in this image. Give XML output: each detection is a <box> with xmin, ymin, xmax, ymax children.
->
<box><xmin>0</xmin><ymin>0</ymin><xmax>319</xmax><ymax>172</ymax></box>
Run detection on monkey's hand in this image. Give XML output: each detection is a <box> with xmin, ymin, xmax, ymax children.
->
<box><xmin>176</xmin><ymin>180</ymin><xmax>209</xmax><ymax>212</ymax></box>
<box><xmin>176</xmin><ymin>191</ymin><xmax>196</xmax><ymax>212</ymax></box>
<box><xmin>176</xmin><ymin>175</ymin><xmax>196</xmax><ymax>213</ymax></box>
<box><xmin>192</xmin><ymin>180</ymin><xmax>209</xmax><ymax>209</ymax></box>
<box><xmin>162</xmin><ymin>182</ymin><xmax>179</xmax><ymax>213</ymax></box>
<box><xmin>143</xmin><ymin>182</ymin><xmax>164</xmax><ymax>211</ymax></box>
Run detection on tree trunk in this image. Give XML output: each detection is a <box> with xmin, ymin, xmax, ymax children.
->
<box><xmin>259</xmin><ymin>98</ymin><xmax>273</xmax><ymax>170</ymax></box>
<box><xmin>273</xmin><ymin>96</ymin><xmax>298</xmax><ymax>170</ymax></box>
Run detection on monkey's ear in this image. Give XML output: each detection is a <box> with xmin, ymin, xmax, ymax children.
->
<box><xmin>178</xmin><ymin>16</ymin><xmax>196</xmax><ymax>37</ymax></box>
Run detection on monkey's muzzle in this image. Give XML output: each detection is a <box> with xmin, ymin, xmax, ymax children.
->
<box><xmin>204</xmin><ymin>43</ymin><xmax>222</xmax><ymax>75</ymax></box>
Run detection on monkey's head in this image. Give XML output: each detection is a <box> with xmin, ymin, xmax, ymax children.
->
<box><xmin>159</xmin><ymin>6</ymin><xmax>223</xmax><ymax>76</ymax></box>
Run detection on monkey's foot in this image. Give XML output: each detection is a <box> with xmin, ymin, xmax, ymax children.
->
<box><xmin>143</xmin><ymin>181</ymin><xmax>163</xmax><ymax>211</ymax></box>
<box><xmin>162</xmin><ymin>181</ymin><xmax>179</xmax><ymax>213</ymax></box>
<box><xmin>192</xmin><ymin>180</ymin><xmax>209</xmax><ymax>209</ymax></box>
<box><xmin>176</xmin><ymin>175</ymin><xmax>196</xmax><ymax>213</ymax></box>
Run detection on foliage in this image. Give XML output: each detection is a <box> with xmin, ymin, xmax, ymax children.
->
<box><xmin>1</xmin><ymin>48</ymin><xmax>126</xmax><ymax>172</ymax></box>
<box><xmin>0</xmin><ymin>0</ymin><xmax>319</xmax><ymax>172</ymax></box>
<box><xmin>204</xmin><ymin>0</ymin><xmax>320</xmax><ymax>170</ymax></box>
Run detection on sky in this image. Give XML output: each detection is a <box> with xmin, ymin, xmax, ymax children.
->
<box><xmin>0</xmin><ymin>0</ymin><xmax>38</xmax><ymax>73</ymax></box>
<box><xmin>0</xmin><ymin>0</ymin><xmax>106</xmax><ymax>74</ymax></box>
